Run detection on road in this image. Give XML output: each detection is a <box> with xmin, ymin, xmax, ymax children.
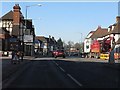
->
<box><xmin>2</xmin><ymin>57</ymin><xmax>120</xmax><ymax>89</ymax></box>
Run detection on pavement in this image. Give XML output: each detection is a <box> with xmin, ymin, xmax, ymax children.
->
<box><xmin>1</xmin><ymin>56</ymin><xmax>35</xmax><ymax>60</ymax></box>
<box><xmin>57</xmin><ymin>57</ymin><xmax>120</xmax><ymax>71</ymax></box>
<box><xmin>2</xmin><ymin>56</ymin><xmax>35</xmax><ymax>82</ymax></box>
<box><xmin>60</xmin><ymin>57</ymin><xmax>120</xmax><ymax>63</ymax></box>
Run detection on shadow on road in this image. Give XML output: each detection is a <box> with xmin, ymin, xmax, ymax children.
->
<box><xmin>2</xmin><ymin>58</ymin><xmax>120</xmax><ymax>88</ymax></box>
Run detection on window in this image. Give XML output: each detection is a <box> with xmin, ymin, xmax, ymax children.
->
<box><xmin>86</xmin><ymin>45</ymin><xmax>89</xmax><ymax>49</ymax></box>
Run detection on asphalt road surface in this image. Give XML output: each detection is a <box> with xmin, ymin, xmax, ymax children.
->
<box><xmin>2</xmin><ymin>58</ymin><xmax>80</xmax><ymax>89</ymax></box>
<box><xmin>2</xmin><ymin>57</ymin><xmax>120</xmax><ymax>89</ymax></box>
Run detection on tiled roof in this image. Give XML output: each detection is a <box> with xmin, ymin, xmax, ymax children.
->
<box><xmin>1</xmin><ymin>10</ymin><xmax>13</xmax><ymax>20</ymax></box>
<box><xmin>90</xmin><ymin>27</ymin><xmax>108</xmax><ymax>39</ymax></box>
<box><xmin>36</xmin><ymin>36</ymin><xmax>47</xmax><ymax>42</ymax></box>
<box><xmin>111</xmin><ymin>23</ymin><xmax>120</xmax><ymax>34</ymax></box>
<box><xmin>86</xmin><ymin>31</ymin><xmax>95</xmax><ymax>39</ymax></box>
<box><xmin>116</xmin><ymin>38</ymin><xmax>120</xmax><ymax>44</ymax></box>
<box><xmin>89</xmin><ymin>31</ymin><xmax>95</xmax><ymax>33</ymax></box>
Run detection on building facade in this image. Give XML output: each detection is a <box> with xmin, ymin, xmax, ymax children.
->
<box><xmin>0</xmin><ymin>4</ymin><xmax>35</xmax><ymax>56</ymax></box>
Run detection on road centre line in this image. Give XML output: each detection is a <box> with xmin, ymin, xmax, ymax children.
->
<box><xmin>59</xmin><ymin>66</ymin><xmax>65</xmax><ymax>72</ymax></box>
<box><xmin>67</xmin><ymin>74</ymin><xmax>83</xmax><ymax>87</ymax></box>
<box><xmin>55</xmin><ymin>63</ymin><xmax>59</xmax><ymax>66</ymax></box>
<box><xmin>52</xmin><ymin>60</ymin><xmax>59</xmax><ymax>66</ymax></box>
<box><xmin>52</xmin><ymin>60</ymin><xmax>83</xmax><ymax>87</ymax></box>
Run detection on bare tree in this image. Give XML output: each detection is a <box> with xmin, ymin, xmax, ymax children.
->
<box><xmin>74</xmin><ymin>43</ymin><xmax>81</xmax><ymax>50</ymax></box>
<box><xmin>67</xmin><ymin>41</ymin><xmax>74</xmax><ymax>56</ymax></box>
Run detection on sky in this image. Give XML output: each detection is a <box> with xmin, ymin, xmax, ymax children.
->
<box><xmin>1</xmin><ymin>1</ymin><xmax>119</xmax><ymax>43</ymax></box>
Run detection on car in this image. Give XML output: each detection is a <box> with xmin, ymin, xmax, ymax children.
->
<box><xmin>52</xmin><ymin>50</ymin><xmax>66</xmax><ymax>58</ymax></box>
<box><xmin>100</xmin><ymin>52</ymin><xmax>109</xmax><ymax>60</ymax></box>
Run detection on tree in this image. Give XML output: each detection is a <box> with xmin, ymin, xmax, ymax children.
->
<box><xmin>57</xmin><ymin>38</ymin><xmax>63</xmax><ymax>50</ymax></box>
<box><xmin>68</xmin><ymin>41</ymin><xmax>74</xmax><ymax>48</ymax></box>
<box><xmin>67</xmin><ymin>41</ymin><xmax>74</xmax><ymax>56</ymax></box>
<box><xmin>63</xmin><ymin>41</ymin><xmax>67</xmax><ymax>50</ymax></box>
<box><xmin>74</xmin><ymin>43</ymin><xmax>81</xmax><ymax>50</ymax></box>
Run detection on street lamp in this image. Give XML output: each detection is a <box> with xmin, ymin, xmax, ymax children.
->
<box><xmin>23</xmin><ymin>4</ymin><xmax>42</xmax><ymax>56</ymax></box>
<box><xmin>26</xmin><ymin>4</ymin><xmax>42</xmax><ymax>20</ymax></box>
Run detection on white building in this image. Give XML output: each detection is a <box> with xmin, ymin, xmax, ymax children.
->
<box><xmin>84</xmin><ymin>31</ymin><xmax>95</xmax><ymax>53</ymax></box>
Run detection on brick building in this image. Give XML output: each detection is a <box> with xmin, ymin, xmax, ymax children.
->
<box><xmin>0</xmin><ymin>4</ymin><xmax>35</xmax><ymax>56</ymax></box>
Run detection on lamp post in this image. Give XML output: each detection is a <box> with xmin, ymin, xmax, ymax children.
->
<box><xmin>26</xmin><ymin>4</ymin><xmax>42</xmax><ymax>22</ymax></box>
<box><xmin>24</xmin><ymin>4</ymin><xmax>42</xmax><ymax>56</ymax></box>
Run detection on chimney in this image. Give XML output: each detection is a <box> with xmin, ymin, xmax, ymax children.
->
<box><xmin>98</xmin><ymin>25</ymin><xmax>101</xmax><ymax>29</ymax></box>
<box><xmin>49</xmin><ymin>35</ymin><xmax>51</xmax><ymax>42</ymax></box>
<box><xmin>12</xmin><ymin>4</ymin><xmax>21</xmax><ymax>36</ymax></box>
<box><xmin>13</xmin><ymin>4</ymin><xmax>21</xmax><ymax>25</ymax></box>
<box><xmin>108</xmin><ymin>25</ymin><xmax>112</xmax><ymax>32</ymax></box>
<box><xmin>116</xmin><ymin>16</ymin><xmax>120</xmax><ymax>23</ymax></box>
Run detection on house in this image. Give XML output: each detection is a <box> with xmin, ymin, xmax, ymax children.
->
<box><xmin>84</xmin><ymin>26</ymin><xmax>109</xmax><ymax>58</ymax></box>
<box><xmin>0</xmin><ymin>4</ymin><xmax>35</xmax><ymax>56</ymax></box>
<box><xmin>0</xmin><ymin>27</ymin><xmax>10</xmax><ymax>56</ymax></box>
<box><xmin>84</xmin><ymin>31</ymin><xmax>95</xmax><ymax>56</ymax></box>
<box><xmin>35</xmin><ymin>36</ymin><xmax>57</xmax><ymax>56</ymax></box>
<box><xmin>23</xmin><ymin>19</ymin><xmax>35</xmax><ymax>56</ymax></box>
<box><xmin>35</xmin><ymin>36</ymin><xmax>48</xmax><ymax>56</ymax></box>
<box><xmin>84</xmin><ymin>16</ymin><xmax>120</xmax><ymax>59</ymax></box>
<box><xmin>34</xmin><ymin>38</ymin><xmax>43</xmax><ymax>55</ymax></box>
<box><xmin>0</xmin><ymin>4</ymin><xmax>24</xmax><ymax>56</ymax></box>
<box><xmin>103</xmin><ymin>16</ymin><xmax>120</xmax><ymax>52</ymax></box>
<box><xmin>47</xmin><ymin>35</ymin><xmax>57</xmax><ymax>52</ymax></box>
<box><xmin>110</xmin><ymin>16</ymin><xmax>120</xmax><ymax>57</ymax></box>
<box><xmin>115</xmin><ymin>38</ymin><xmax>120</xmax><ymax>54</ymax></box>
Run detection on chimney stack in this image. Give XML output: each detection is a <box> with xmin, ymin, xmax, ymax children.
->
<box><xmin>12</xmin><ymin>4</ymin><xmax>21</xmax><ymax>36</ymax></box>
<box><xmin>116</xmin><ymin>16</ymin><xmax>120</xmax><ymax>23</ymax></box>
<box><xmin>13</xmin><ymin>4</ymin><xmax>21</xmax><ymax>25</ymax></box>
<box><xmin>108</xmin><ymin>25</ymin><xmax>112</xmax><ymax>32</ymax></box>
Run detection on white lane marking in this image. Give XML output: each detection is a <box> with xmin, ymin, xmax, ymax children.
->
<box><xmin>59</xmin><ymin>67</ymin><xmax>65</xmax><ymax>72</ymax></box>
<box><xmin>52</xmin><ymin>60</ymin><xmax>65</xmax><ymax>72</ymax></box>
<box><xmin>67</xmin><ymin>74</ymin><xmax>83</xmax><ymax>87</ymax></box>
<box><xmin>55</xmin><ymin>62</ymin><xmax>59</xmax><ymax>66</ymax></box>
<box><xmin>53</xmin><ymin>60</ymin><xmax>82</xmax><ymax>87</ymax></box>
<box><xmin>52</xmin><ymin>60</ymin><xmax>59</xmax><ymax>66</ymax></box>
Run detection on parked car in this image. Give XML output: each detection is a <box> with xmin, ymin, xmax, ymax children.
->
<box><xmin>52</xmin><ymin>50</ymin><xmax>66</xmax><ymax>58</ymax></box>
<box><xmin>100</xmin><ymin>52</ymin><xmax>109</xmax><ymax>60</ymax></box>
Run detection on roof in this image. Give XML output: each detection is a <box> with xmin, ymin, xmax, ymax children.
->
<box><xmin>36</xmin><ymin>36</ymin><xmax>47</xmax><ymax>42</ymax></box>
<box><xmin>1</xmin><ymin>10</ymin><xmax>13</xmax><ymax>20</ymax></box>
<box><xmin>89</xmin><ymin>31</ymin><xmax>95</xmax><ymax>33</ymax></box>
<box><xmin>86</xmin><ymin>31</ymin><xmax>95</xmax><ymax>39</ymax></box>
<box><xmin>90</xmin><ymin>26</ymin><xmax>108</xmax><ymax>39</ymax></box>
<box><xmin>116</xmin><ymin>38</ymin><xmax>120</xmax><ymax>44</ymax></box>
<box><xmin>111</xmin><ymin>23</ymin><xmax>120</xmax><ymax>34</ymax></box>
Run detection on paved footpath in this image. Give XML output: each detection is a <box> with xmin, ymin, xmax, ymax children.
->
<box><xmin>1</xmin><ymin>56</ymin><xmax>35</xmax><ymax>83</ymax></box>
<box><xmin>60</xmin><ymin>57</ymin><xmax>120</xmax><ymax>63</ymax></box>
<box><xmin>56</xmin><ymin>57</ymin><xmax>120</xmax><ymax>71</ymax></box>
